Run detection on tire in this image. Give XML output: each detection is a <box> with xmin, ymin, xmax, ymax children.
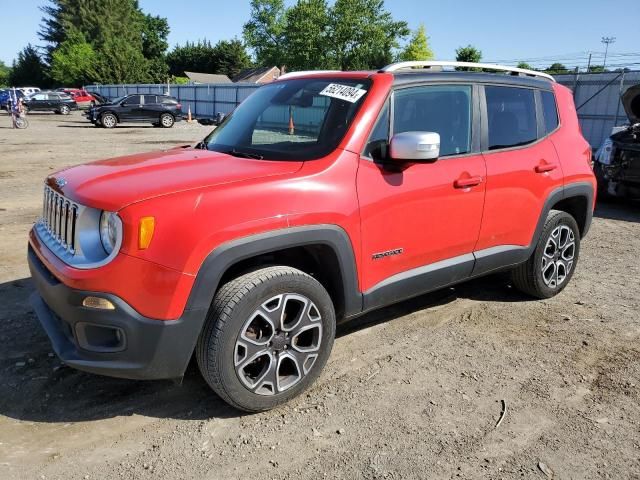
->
<box><xmin>101</xmin><ymin>112</ymin><xmax>117</xmax><ymax>129</ymax></box>
<box><xmin>511</xmin><ymin>210</ymin><xmax>581</xmax><ymax>299</ymax></box>
<box><xmin>159</xmin><ymin>113</ymin><xmax>175</xmax><ymax>128</ymax></box>
<box><xmin>14</xmin><ymin>117</ymin><xmax>28</xmax><ymax>129</ymax></box>
<box><xmin>60</xmin><ymin>104</ymin><xmax>70</xmax><ymax>115</ymax></box>
<box><xmin>196</xmin><ymin>266</ymin><xmax>336</xmax><ymax>412</ymax></box>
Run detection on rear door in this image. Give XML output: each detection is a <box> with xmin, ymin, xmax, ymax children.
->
<box><xmin>142</xmin><ymin>95</ymin><xmax>160</xmax><ymax>120</ymax></box>
<box><xmin>475</xmin><ymin>84</ymin><xmax>562</xmax><ymax>272</ymax></box>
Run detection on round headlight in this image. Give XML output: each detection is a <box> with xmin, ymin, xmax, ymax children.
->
<box><xmin>99</xmin><ymin>211</ymin><xmax>121</xmax><ymax>255</ymax></box>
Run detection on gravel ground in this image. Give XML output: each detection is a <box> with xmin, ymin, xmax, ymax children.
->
<box><xmin>0</xmin><ymin>113</ymin><xmax>639</xmax><ymax>480</ymax></box>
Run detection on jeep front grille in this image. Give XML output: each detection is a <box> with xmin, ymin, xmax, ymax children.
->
<box><xmin>41</xmin><ymin>185</ymin><xmax>78</xmax><ymax>253</ymax></box>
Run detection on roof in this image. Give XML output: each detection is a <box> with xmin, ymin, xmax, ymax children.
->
<box><xmin>392</xmin><ymin>71</ymin><xmax>554</xmax><ymax>90</ymax></box>
<box><xmin>274</xmin><ymin>70</ymin><xmax>554</xmax><ymax>90</ymax></box>
<box><xmin>232</xmin><ymin>66</ymin><xmax>280</xmax><ymax>83</ymax></box>
<box><xmin>184</xmin><ymin>71</ymin><xmax>232</xmax><ymax>84</ymax></box>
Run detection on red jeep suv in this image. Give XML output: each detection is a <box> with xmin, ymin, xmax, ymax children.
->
<box><xmin>28</xmin><ymin>62</ymin><xmax>595</xmax><ymax>411</ymax></box>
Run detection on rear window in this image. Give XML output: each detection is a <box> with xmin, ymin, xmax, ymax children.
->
<box><xmin>541</xmin><ymin>90</ymin><xmax>559</xmax><ymax>134</ymax></box>
<box><xmin>486</xmin><ymin>86</ymin><xmax>537</xmax><ymax>150</ymax></box>
<box><xmin>160</xmin><ymin>96</ymin><xmax>177</xmax><ymax>105</ymax></box>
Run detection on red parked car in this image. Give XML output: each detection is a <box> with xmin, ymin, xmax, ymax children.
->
<box><xmin>61</xmin><ymin>89</ymin><xmax>97</xmax><ymax>108</ymax></box>
<box><xmin>29</xmin><ymin>62</ymin><xmax>595</xmax><ymax>412</ymax></box>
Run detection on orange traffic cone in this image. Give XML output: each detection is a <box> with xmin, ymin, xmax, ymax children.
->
<box><xmin>288</xmin><ymin>109</ymin><xmax>294</xmax><ymax>135</ymax></box>
<box><xmin>187</xmin><ymin>105</ymin><xmax>192</xmax><ymax>123</ymax></box>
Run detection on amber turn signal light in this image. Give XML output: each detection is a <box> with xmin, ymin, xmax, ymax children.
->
<box><xmin>138</xmin><ymin>216</ymin><xmax>155</xmax><ymax>249</ymax></box>
<box><xmin>82</xmin><ymin>296</ymin><xmax>115</xmax><ymax>310</ymax></box>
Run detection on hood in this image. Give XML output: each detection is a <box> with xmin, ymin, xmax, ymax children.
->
<box><xmin>48</xmin><ymin>148</ymin><xmax>303</xmax><ymax>211</ymax></box>
<box><xmin>622</xmin><ymin>84</ymin><xmax>640</xmax><ymax>124</ymax></box>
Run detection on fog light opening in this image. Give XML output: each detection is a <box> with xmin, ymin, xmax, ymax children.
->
<box><xmin>82</xmin><ymin>296</ymin><xmax>115</xmax><ymax>310</ymax></box>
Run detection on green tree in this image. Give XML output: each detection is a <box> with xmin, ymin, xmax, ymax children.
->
<box><xmin>39</xmin><ymin>0</ymin><xmax>170</xmax><ymax>83</ymax></box>
<box><xmin>517</xmin><ymin>61</ymin><xmax>533</xmax><ymax>70</ymax></box>
<box><xmin>0</xmin><ymin>61</ymin><xmax>11</xmax><ymax>86</ymax></box>
<box><xmin>167</xmin><ymin>40</ymin><xmax>251</xmax><ymax>78</ymax></box>
<box><xmin>141</xmin><ymin>14</ymin><xmax>170</xmax><ymax>82</ymax></box>
<box><xmin>92</xmin><ymin>37</ymin><xmax>149</xmax><ymax>84</ymax></box>
<box><xmin>243</xmin><ymin>0</ymin><xmax>287</xmax><ymax>68</ymax></box>
<box><xmin>213</xmin><ymin>39</ymin><xmax>252</xmax><ymax>78</ymax></box>
<box><xmin>399</xmin><ymin>24</ymin><xmax>434</xmax><ymax>61</ymax></box>
<box><xmin>50</xmin><ymin>29</ymin><xmax>96</xmax><ymax>85</ymax></box>
<box><xmin>454</xmin><ymin>45</ymin><xmax>482</xmax><ymax>71</ymax></box>
<box><xmin>282</xmin><ymin>0</ymin><xmax>331</xmax><ymax>71</ymax></box>
<box><xmin>329</xmin><ymin>0</ymin><xmax>410</xmax><ymax>70</ymax></box>
<box><xmin>588</xmin><ymin>65</ymin><xmax>607</xmax><ymax>73</ymax></box>
<box><xmin>9</xmin><ymin>45</ymin><xmax>49</xmax><ymax>87</ymax></box>
<box><xmin>243</xmin><ymin>0</ymin><xmax>408</xmax><ymax>71</ymax></box>
<box><xmin>545</xmin><ymin>62</ymin><xmax>569</xmax><ymax>74</ymax></box>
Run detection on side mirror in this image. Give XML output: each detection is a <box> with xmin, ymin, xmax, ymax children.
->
<box><xmin>389</xmin><ymin>131</ymin><xmax>440</xmax><ymax>162</ymax></box>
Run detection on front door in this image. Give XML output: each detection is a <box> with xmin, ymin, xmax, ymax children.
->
<box><xmin>119</xmin><ymin>95</ymin><xmax>142</xmax><ymax>121</ymax></box>
<box><xmin>29</xmin><ymin>93</ymin><xmax>48</xmax><ymax>111</ymax></box>
<box><xmin>357</xmin><ymin>83</ymin><xmax>486</xmax><ymax>309</ymax></box>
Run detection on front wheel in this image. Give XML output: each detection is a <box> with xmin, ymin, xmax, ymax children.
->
<box><xmin>196</xmin><ymin>266</ymin><xmax>336</xmax><ymax>412</ymax></box>
<box><xmin>511</xmin><ymin>210</ymin><xmax>581</xmax><ymax>299</ymax></box>
<box><xmin>101</xmin><ymin>113</ymin><xmax>117</xmax><ymax>129</ymax></box>
<box><xmin>60</xmin><ymin>104</ymin><xmax>70</xmax><ymax>115</ymax></box>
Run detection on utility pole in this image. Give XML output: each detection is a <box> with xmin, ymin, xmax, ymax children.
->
<box><xmin>586</xmin><ymin>52</ymin><xmax>592</xmax><ymax>73</ymax></box>
<box><xmin>601</xmin><ymin>36</ymin><xmax>616</xmax><ymax>69</ymax></box>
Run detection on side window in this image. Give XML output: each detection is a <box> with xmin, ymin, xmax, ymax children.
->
<box><xmin>393</xmin><ymin>85</ymin><xmax>472</xmax><ymax>157</ymax></box>
<box><xmin>33</xmin><ymin>94</ymin><xmax>47</xmax><ymax>101</ymax></box>
<box><xmin>123</xmin><ymin>95</ymin><xmax>141</xmax><ymax>105</ymax></box>
<box><xmin>541</xmin><ymin>90</ymin><xmax>559</xmax><ymax>134</ymax></box>
<box><xmin>485</xmin><ymin>86</ymin><xmax>537</xmax><ymax>150</ymax></box>
<box><xmin>363</xmin><ymin>101</ymin><xmax>389</xmax><ymax>160</ymax></box>
<box><xmin>143</xmin><ymin>95</ymin><xmax>157</xmax><ymax>105</ymax></box>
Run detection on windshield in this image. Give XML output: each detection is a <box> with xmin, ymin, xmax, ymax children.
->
<box><xmin>110</xmin><ymin>96</ymin><xmax>126</xmax><ymax>104</ymax></box>
<box><xmin>203</xmin><ymin>78</ymin><xmax>371</xmax><ymax>160</ymax></box>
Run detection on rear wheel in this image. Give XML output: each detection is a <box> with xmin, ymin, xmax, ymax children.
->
<box><xmin>511</xmin><ymin>210</ymin><xmax>580</xmax><ymax>299</ymax></box>
<box><xmin>160</xmin><ymin>113</ymin><xmax>175</xmax><ymax>128</ymax></box>
<box><xmin>196</xmin><ymin>266</ymin><xmax>336</xmax><ymax>412</ymax></box>
<box><xmin>60</xmin><ymin>104</ymin><xmax>70</xmax><ymax>115</ymax></box>
<box><xmin>101</xmin><ymin>113</ymin><xmax>117</xmax><ymax>129</ymax></box>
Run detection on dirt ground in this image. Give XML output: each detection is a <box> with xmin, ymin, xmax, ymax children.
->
<box><xmin>1</xmin><ymin>112</ymin><xmax>639</xmax><ymax>480</ymax></box>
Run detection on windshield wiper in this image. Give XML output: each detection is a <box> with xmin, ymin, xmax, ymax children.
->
<box><xmin>228</xmin><ymin>149</ymin><xmax>264</xmax><ymax>160</ymax></box>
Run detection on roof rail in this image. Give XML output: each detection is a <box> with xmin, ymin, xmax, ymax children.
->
<box><xmin>380</xmin><ymin>61</ymin><xmax>555</xmax><ymax>82</ymax></box>
<box><xmin>278</xmin><ymin>70</ymin><xmax>342</xmax><ymax>80</ymax></box>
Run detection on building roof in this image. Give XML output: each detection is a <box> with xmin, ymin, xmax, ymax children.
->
<box><xmin>232</xmin><ymin>66</ymin><xmax>281</xmax><ymax>83</ymax></box>
<box><xmin>184</xmin><ymin>71</ymin><xmax>232</xmax><ymax>84</ymax></box>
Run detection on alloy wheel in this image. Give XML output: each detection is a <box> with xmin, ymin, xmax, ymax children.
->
<box><xmin>541</xmin><ymin>224</ymin><xmax>575</xmax><ymax>288</ymax></box>
<box><xmin>234</xmin><ymin>293</ymin><xmax>323</xmax><ymax>396</ymax></box>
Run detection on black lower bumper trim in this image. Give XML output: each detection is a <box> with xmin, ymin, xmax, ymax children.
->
<box><xmin>28</xmin><ymin>246</ymin><xmax>206</xmax><ymax>380</ymax></box>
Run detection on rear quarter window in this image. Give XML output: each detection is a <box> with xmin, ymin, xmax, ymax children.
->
<box><xmin>485</xmin><ymin>86</ymin><xmax>537</xmax><ymax>150</ymax></box>
<box><xmin>541</xmin><ymin>90</ymin><xmax>559</xmax><ymax>134</ymax></box>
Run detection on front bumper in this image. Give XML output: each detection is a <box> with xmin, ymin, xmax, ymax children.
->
<box><xmin>28</xmin><ymin>247</ymin><xmax>205</xmax><ymax>380</ymax></box>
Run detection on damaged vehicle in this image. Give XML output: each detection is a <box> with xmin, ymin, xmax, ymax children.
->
<box><xmin>594</xmin><ymin>84</ymin><xmax>640</xmax><ymax>199</ymax></box>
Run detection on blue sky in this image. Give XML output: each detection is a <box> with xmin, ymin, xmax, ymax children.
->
<box><xmin>1</xmin><ymin>0</ymin><xmax>639</xmax><ymax>70</ymax></box>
